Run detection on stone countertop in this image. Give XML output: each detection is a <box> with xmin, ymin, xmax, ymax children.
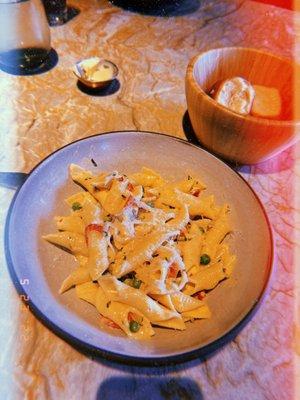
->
<box><xmin>0</xmin><ymin>0</ymin><xmax>299</xmax><ymax>399</ymax></box>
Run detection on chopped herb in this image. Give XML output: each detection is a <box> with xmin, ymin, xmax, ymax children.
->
<box><xmin>104</xmin><ymin>215</ymin><xmax>112</xmax><ymax>222</ymax></box>
<box><xmin>200</xmin><ymin>254</ymin><xmax>211</xmax><ymax>265</ymax></box>
<box><xmin>91</xmin><ymin>158</ymin><xmax>97</xmax><ymax>167</ymax></box>
<box><xmin>72</xmin><ymin>202</ymin><xmax>82</xmax><ymax>211</ymax></box>
<box><xmin>122</xmin><ymin>278</ymin><xmax>131</xmax><ymax>285</ymax></box>
<box><xmin>123</xmin><ymin>255</ymin><xmax>127</xmax><ymax>261</ymax></box>
<box><xmin>199</xmin><ymin>227</ymin><xmax>205</xmax><ymax>234</ymax></box>
<box><xmin>132</xmin><ymin>277</ymin><xmax>142</xmax><ymax>289</ymax></box>
<box><xmin>106</xmin><ymin>301</ymin><xmax>111</xmax><ymax>308</ymax></box>
<box><xmin>188</xmin><ymin>175</ymin><xmax>192</xmax><ymax>180</ymax></box>
<box><xmin>169</xmin><ymin>205</ymin><xmax>175</xmax><ymax>210</ymax></box>
<box><xmin>121</xmin><ymin>194</ymin><xmax>126</xmax><ymax>199</ymax></box>
<box><xmin>129</xmin><ymin>320</ymin><xmax>140</xmax><ymax>333</ymax></box>
<box><xmin>146</xmin><ymin>201</ymin><xmax>154</xmax><ymax>208</ymax></box>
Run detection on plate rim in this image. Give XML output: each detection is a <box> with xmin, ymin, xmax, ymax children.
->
<box><xmin>4</xmin><ymin>130</ymin><xmax>274</xmax><ymax>366</ymax></box>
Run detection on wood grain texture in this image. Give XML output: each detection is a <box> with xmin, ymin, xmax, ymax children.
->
<box><xmin>185</xmin><ymin>47</ymin><xmax>299</xmax><ymax>164</ymax></box>
<box><xmin>0</xmin><ymin>0</ymin><xmax>299</xmax><ymax>399</ymax></box>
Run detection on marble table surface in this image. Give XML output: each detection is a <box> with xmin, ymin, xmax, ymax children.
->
<box><xmin>0</xmin><ymin>0</ymin><xmax>299</xmax><ymax>399</ymax></box>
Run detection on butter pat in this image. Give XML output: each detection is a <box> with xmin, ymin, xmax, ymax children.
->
<box><xmin>79</xmin><ymin>57</ymin><xmax>115</xmax><ymax>82</ymax></box>
<box><xmin>82</xmin><ymin>57</ymin><xmax>100</xmax><ymax>73</ymax></box>
<box><xmin>90</xmin><ymin>64</ymin><xmax>114</xmax><ymax>82</ymax></box>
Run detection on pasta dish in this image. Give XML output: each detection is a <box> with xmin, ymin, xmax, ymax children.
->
<box><xmin>43</xmin><ymin>164</ymin><xmax>235</xmax><ymax>339</ymax></box>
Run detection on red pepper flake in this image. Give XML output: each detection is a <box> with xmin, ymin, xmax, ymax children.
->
<box><xmin>99</xmin><ymin>315</ymin><xmax>121</xmax><ymax>329</ymax></box>
<box><xmin>127</xmin><ymin>183</ymin><xmax>134</xmax><ymax>192</ymax></box>
<box><xmin>195</xmin><ymin>291</ymin><xmax>206</xmax><ymax>300</ymax></box>
<box><xmin>128</xmin><ymin>312</ymin><xmax>135</xmax><ymax>322</ymax></box>
<box><xmin>117</xmin><ymin>176</ymin><xmax>124</xmax><ymax>182</ymax></box>
<box><xmin>167</xmin><ymin>262</ymin><xmax>179</xmax><ymax>279</ymax></box>
<box><xmin>85</xmin><ymin>224</ymin><xmax>103</xmax><ymax>244</ymax></box>
<box><xmin>85</xmin><ymin>224</ymin><xmax>103</xmax><ymax>235</ymax></box>
<box><xmin>191</xmin><ymin>189</ymin><xmax>201</xmax><ymax>197</ymax></box>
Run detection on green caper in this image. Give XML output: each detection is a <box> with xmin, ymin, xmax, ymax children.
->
<box><xmin>132</xmin><ymin>277</ymin><xmax>142</xmax><ymax>289</ymax></box>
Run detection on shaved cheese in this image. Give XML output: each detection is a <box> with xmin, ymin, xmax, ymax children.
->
<box><xmin>45</xmin><ymin>165</ymin><xmax>235</xmax><ymax>340</ymax></box>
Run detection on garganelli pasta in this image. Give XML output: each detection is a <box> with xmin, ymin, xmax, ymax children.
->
<box><xmin>43</xmin><ymin>164</ymin><xmax>236</xmax><ymax>339</ymax></box>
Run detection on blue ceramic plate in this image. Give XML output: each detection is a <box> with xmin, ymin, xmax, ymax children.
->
<box><xmin>5</xmin><ymin>131</ymin><xmax>273</xmax><ymax>365</ymax></box>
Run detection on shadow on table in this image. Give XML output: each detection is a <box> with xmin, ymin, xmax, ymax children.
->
<box><xmin>109</xmin><ymin>0</ymin><xmax>200</xmax><ymax>16</ymax></box>
<box><xmin>66</xmin><ymin>6</ymin><xmax>80</xmax><ymax>23</ymax></box>
<box><xmin>182</xmin><ymin>110</ymin><xmax>295</xmax><ymax>175</ymax></box>
<box><xmin>97</xmin><ymin>376</ymin><xmax>203</xmax><ymax>400</ymax></box>
<box><xmin>0</xmin><ymin>48</ymin><xmax>58</xmax><ymax>76</ymax></box>
<box><xmin>76</xmin><ymin>79</ymin><xmax>120</xmax><ymax>97</ymax></box>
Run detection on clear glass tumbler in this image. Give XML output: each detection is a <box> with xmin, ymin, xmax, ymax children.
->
<box><xmin>0</xmin><ymin>0</ymin><xmax>51</xmax><ymax>70</ymax></box>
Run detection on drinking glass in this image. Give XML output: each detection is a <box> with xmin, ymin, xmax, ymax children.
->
<box><xmin>0</xmin><ymin>0</ymin><xmax>51</xmax><ymax>70</ymax></box>
<box><xmin>42</xmin><ymin>0</ymin><xmax>68</xmax><ymax>26</ymax></box>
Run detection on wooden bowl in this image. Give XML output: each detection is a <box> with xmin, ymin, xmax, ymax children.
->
<box><xmin>185</xmin><ymin>47</ymin><xmax>300</xmax><ymax>164</ymax></box>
